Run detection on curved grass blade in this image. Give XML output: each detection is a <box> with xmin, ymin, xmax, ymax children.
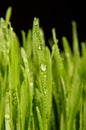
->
<box><xmin>21</xmin><ymin>30</ymin><xmax>27</xmax><ymax>49</ymax></box>
<box><xmin>5</xmin><ymin>6</ymin><xmax>12</xmax><ymax>25</ymax></box>
<box><xmin>9</xmin><ymin>26</ymin><xmax>20</xmax><ymax>130</ymax></box>
<box><xmin>62</xmin><ymin>37</ymin><xmax>73</xmax><ymax>78</ymax></box>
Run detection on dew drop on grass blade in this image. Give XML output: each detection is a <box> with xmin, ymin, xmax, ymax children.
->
<box><xmin>32</xmin><ymin>18</ymin><xmax>39</xmax><ymax>72</ymax></box>
<box><xmin>21</xmin><ymin>47</ymin><xmax>34</xmax><ymax>129</ymax></box>
<box><xmin>32</xmin><ymin>17</ymin><xmax>45</xmax><ymax>72</ymax></box>
<box><xmin>32</xmin><ymin>18</ymin><xmax>49</xmax><ymax>130</ymax></box>
<box><xmin>9</xmin><ymin>24</ymin><xmax>20</xmax><ymax>130</ymax></box>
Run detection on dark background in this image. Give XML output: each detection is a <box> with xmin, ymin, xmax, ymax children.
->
<box><xmin>0</xmin><ymin>0</ymin><xmax>86</xmax><ymax>48</ymax></box>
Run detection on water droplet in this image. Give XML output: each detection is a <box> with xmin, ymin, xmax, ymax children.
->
<box><xmin>65</xmin><ymin>52</ymin><xmax>69</xmax><ymax>57</ymax></box>
<box><xmin>44</xmin><ymin>91</ymin><xmax>47</xmax><ymax>95</ymax></box>
<box><xmin>38</xmin><ymin>44</ymin><xmax>44</xmax><ymax>50</ymax></box>
<box><xmin>38</xmin><ymin>45</ymin><xmax>42</xmax><ymax>50</ymax></box>
<box><xmin>44</xmin><ymin>74</ymin><xmax>46</xmax><ymax>78</ymax></box>
<box><xmin>40</xmin><ymin>64</ymin><xmax>46</xmax><ymax>72</ymax></box>
<box><xmin>12</xmin><ymin>91</ymin><xmax>17</xmax><ymax>106</ymax></box>
<box><xmin>12</xmin><ymin>93</ymin><xmax>16</xmax><ymax>97</ymax></box>
<box><xmin>30</xmin><ymin>82</ymin><xmax>33</xmax><ymax>87</ymax></box>
<box><xmin>5</xmin><ymin>113</ymin><xmax>10</xmax><ymax>120</ymax></box>
<box><xmin>44</xmin><ymin>89</ymin><xmax>47</xmax><ymax>95</ymax></box>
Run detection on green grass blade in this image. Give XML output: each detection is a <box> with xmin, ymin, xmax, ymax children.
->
<box><xmin>83</xmin><ymin>100</ymin><xmax>86</xmax><ymax>130</ymax></box>
<box><xmin>20</xmin><ymin>80</ymin><xmax>28</xmax><ymax>130</ymax></box>
<box><xmin>72</xmin><ymin>21</ymin><xmax>80</xmax><ymax>59</ymax></box>
<box><xmin>0</xmin><ymin>7</ymin><xmax>86</xmax><ymax>130</ymax></box>
<box><xmin>52</xmin><ymin>28</ymin><xmax>64</xmax><ymax>78</ymax></box>
<box><xmin>36</xmin><ymin>106</ymin><xmax>43</xmax><ymax>130</ymax></box>
<box><xmin>21</xmin><ymin>30</ymin><xmax>27</xmax><ymax>49</ymax></box>
<box><xmin>21</xmin><ymin>47</ymin><xmax>34</xmax><ymax>129</ymax></box>
<box><xmin>62</xmin><ymin>37</ymin><xmax>73</xmax><ymax>78</ymax></box>
<box><xmin>9</xmin><ymin>26</ymin><xmax>20</xmax><ymax>130</ymax></box>
<box><xmin>68</xmin><ymin>78</ymin><xmax>82</xmax><ymax>130</ymax></box>
<box><xmin>26</xmin><ymin>30</ymin><xmax>32</xmax><ymax>60</ymax></box>
<box><xmin>5</xmin><ymin>6</ymin><xmax>12</xmax><ymax>25</ymax></box>
<box><xmin>45</xmin><ymin>47</ymin><xmax>52</xmax><ymax>129</ymax></box>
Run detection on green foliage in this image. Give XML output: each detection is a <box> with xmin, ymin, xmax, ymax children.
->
<box><xmin>0</xmin><ymin>7</ymin><xmax>86</xmax><ymax>130</ymax></box>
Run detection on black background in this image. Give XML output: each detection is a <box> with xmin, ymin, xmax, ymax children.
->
<box><xmin>0</xmin><ymin>0</ymin><xmax>86</xmax><ymax>48</ymax></box>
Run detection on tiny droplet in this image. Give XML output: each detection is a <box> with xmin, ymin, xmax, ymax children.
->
<box><xmin>40</xmin><ymin>64</ymin><xmax>46</xmax><ymax>72</ymax></box>
<box><xmin>44</xmin><ymin>74</ymin><xmax>46</xmax><ymax>78</ymax></box>
<box><xmin>44</xmin><ymin>90</ymin><xmax>47</xmax><ymax>95</ymax></box>
<box><xmin>5</xmin><ymin>113</ymin><xmax>10</xmax><ymax>120</ymax></box>
<box><xmin>65</xmin><ymin>52</ymin><xmax>69</xmax><ymax>57</ymax></box>
<box><xmin>30</xmin><ymin>82</ymin><xmax>33</xmax><ymax>87</ymax></box>
<box><xmin>38</xmin><ymin>45</ymin><xmax>42</xmax><ymax>50</ymax></box>
<box><xmin>38</xmin><ymin>44</ymin><xmax>44</xmax><ymax>50</ymax></box>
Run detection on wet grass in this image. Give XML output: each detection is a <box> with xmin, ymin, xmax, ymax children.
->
<box><xmin>0</xmin><ymin>7</ymin><xmax>86</xmax><ymax>130</ymax></box>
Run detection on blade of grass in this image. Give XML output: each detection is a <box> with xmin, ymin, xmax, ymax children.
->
<box><xmin>72</xmin><ymin>21</ymin><xmax>80</xmax><ymax>60</ymax></box>
<box><xmin>62</xmin><ymin>37</ymin><xmax>73</xmax><ymax>79</ymax></box>
<box><xmin>21</xmin><ymin>47</ymin><xmax>34</xmax><ymax>130</ymax></box>
<box><xmin>5</xmin><ymin>6</ymin><xmax>12</xmax><ymax>25</ymax></box>
<box><xmin>36</xmin><ymin>106</ymin><xmax>43</xmax><ymax>130</ymax></box>
<box><xmin>9</xmin><ymin>25</ymin><xmax>20</xmax><ymax>130</ymax></box>
<box><xmin>68</xmin><ymin>71</ymin><xmax>82</xmax><ymax>130</ymax></box>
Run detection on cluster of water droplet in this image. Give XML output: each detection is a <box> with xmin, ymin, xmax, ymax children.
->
<box><xmin>12</xmin><ymin>89</ymin><xmax>17</xmax><ymax>106</ymax></box>
<box><xmin>38</xmin><ymin>44</ymin><xmax>44</xmax><ymax>51</ymax></box>
<box><xmin>40</xmin><ymin>63</ymin><xmax>48</xmax><ymax>96</ymax></box>
<box><xmin>0</xmin><ymin>18</ymin><xmax>10</xmax><ymax>65</ymax></box>
<box><xmin>5</xmin><ymin>89</ymin><xmax>10</xmax><ymax>121</ymax></box>
<box><xmin>0</xmin><ymin>18</ymin><xmax>7</xmax><ymax>29</ymax></box>
<box><xmin>5</xmin><ymin>89</ymin><xmax>10</xmax><ymax>103</ymax></box>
